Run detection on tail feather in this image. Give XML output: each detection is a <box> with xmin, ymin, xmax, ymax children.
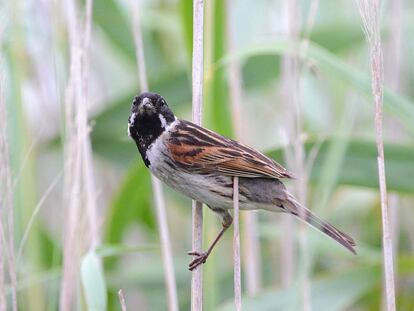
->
<box><xmin>284</xmin><ymin>194</ymin><xmax>356</xmax><ymax>254</ymax></box>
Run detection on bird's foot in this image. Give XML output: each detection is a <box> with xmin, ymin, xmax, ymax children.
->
<box><xmin>187</xmin><ymin>251</ymin><xmax>209</xmax><ymax>271</ymax></box>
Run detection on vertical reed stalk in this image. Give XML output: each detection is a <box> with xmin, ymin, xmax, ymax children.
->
<box><xmin>118</xmin><ymin>289</ymin><xmax>128</xmax><ymax>311</ymax></box>
<box><xmin>279</xmin><ymin>0</ymin><xmax>296</xmax><ymax>288</ymax></box>
<box><xmin>225</xmin><ymin>0</ymin><xmax>261</xmax><ymax>295</ymax></box>
<box><xmin>130</xmin><ymin>2</ymin><xmax>179</xmax><ymax>311</ymax></box>
<box><xmin>280</xmin><ymin>1</ymin><xmax>310</xmax><ymax>309</ymax></box>
<box><xmin>60</xmin><ymin>0</ymin><xmax>97</xmax><ymax>308</ymax></box>
<box><xmin>233</xmin><ymin>177</ymin><xmax>242</xmax><ymax>310</ymax></box>
<box><xmin>385</xmin><ymin>0</ymin><xmax>403</xmax><ymax>254</ymax></box>
<box><xmin>384</xmin><ymin>0</ymin><xmax>403</xmax><ymax>306</ymax></box>
<box><xmin>191</xmin><ymin>0</ymin><xmax>204</xmax><ymax>310</ymax></box>
<box><xmin>80</xmin><ymin>0</ymin><xmax>100</xmax><ymax>251</ymax></box>
<box><xmin>60</xmin><ymin>0</ymin><xmax>82</xmax><ymax>307</ymax></box>
<box><xmin>356</xmin><ymin>1</ymin><xmax>396</xmax><ymax>310</ymax></box>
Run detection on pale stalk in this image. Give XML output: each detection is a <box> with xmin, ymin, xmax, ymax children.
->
<box><xmin>233</xmin><ymin>177</ymin><xmax>241</xmax><ymax>311</ymax></box>
<box><xmin>118</xmin><ymin>289</ymin><xmax>128</xmax><ymax>311</ymax></box>
<box><xmin>356</xmin><ymin>1</ymin><xmax>396</xmax><ymax>310</ymax></box>
<box><xmin>279</xmin><ymin>0</ymin><xmax>296</xmax><ymax>288</ymax></box>
<box><xmin>60</xmin><ymin>0</ymin><xmax>83</xmax><ymax>309</ymax></box>
<box><xmin>130</xmin><ymin>2</ymin><xmax>179</xmax><ymax>311</ymax></box>
<box><xmin>225</xmin><ymin>0</ymin><xmax>261</xmax><ymax>295</ymax></box>
<box><xmin>80</xmin><ymin>0</ymin><xmax>100</xmax><ymax>251</ymax></box>
<box><xmin>60</xmin><ymin>0</ymin><xmax>97</xmax><ymax>308</ymax></box>
<box><xmin>191</xmin><ymin>1</ymin><xmax>205</xmax><ymax>310</ymax></box>
<box><xmin>384</xmin><ymin>0</ymin><xmax>404</xmax><ymax>307</ymax></box>
<box><xmin>280</xmin><ymin>1</ymin><xmax>310</xmax><ymax>310</ymax></box>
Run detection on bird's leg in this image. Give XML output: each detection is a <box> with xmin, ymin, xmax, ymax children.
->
<box><xmin>188</xmin><ymin>210</ymin><xmax>233</xmax><ymax>271</ymax></box>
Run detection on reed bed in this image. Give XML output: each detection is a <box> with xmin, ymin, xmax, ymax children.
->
<box><xmin>0</xmin><ymin>1</ymin><xmax>412</xmax><ymax>310</ymax></box>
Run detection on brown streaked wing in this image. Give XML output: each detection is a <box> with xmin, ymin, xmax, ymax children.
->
<box><xmin>168</xmin><ymin>120</ymin><xmax>294</xmax><ymax>179</ymax></box>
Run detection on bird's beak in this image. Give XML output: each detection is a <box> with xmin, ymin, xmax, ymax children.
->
<box><xmin>140</xmin><ymin>97</ymin><xmax>154</xmax><ymax>113</ymax></box>
<box><xmin>142</xmin><ymin>97</ymin><xmax>151</xmax><ymax>106</ymax></box>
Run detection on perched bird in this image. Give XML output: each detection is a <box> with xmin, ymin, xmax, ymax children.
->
<box><xmin>128</xmin><ymin>92</ymin><xmax>356</xmax><ymax>271</ymax></box>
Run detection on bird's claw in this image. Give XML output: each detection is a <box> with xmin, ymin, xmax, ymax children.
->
<box><xmin>188</xmin><ymin>250</ymin><xmax>208</xmax><ymax>271</ymax></box>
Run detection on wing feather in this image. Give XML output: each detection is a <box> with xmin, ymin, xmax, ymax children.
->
<box><xmin>168</xmin><ymin>120</ymin><xmax>294</xmax><ymax>179</ymax></box>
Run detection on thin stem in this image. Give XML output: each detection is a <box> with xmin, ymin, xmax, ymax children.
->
<box><xmin>80</xmin><ymin>0</ymin><xmax>100</xmax><ymax>250</ymax></box>
<box><xmin>60</xmin><ymin>0</ymin><xmax>84</xmax><ymax>309</ymax></box>
<box><xmin>384</xmin><ymin>0</ymin><xmax>404</xmax><ymax>307</ymax></box>
<box><xmin>233</xmin><ymin>177</ymin><xmax>242</xmax><ymax>311</ymax></box>
<box><xmin>280</xmin><ymin>1</ymin><xmax>311</xmax><ymax>310</ymax></box>
<box><xmin>191</xmin><ymin>1</ymin><xmax>205</xmax><ymax>310</ymax></box>
<box><xmin>356</xmin><ymin>1</ymin><xmax>396</xmax><ymax>310</ymax></box>
<box><xmin>279</xmin><ymin>0</ymin><xmax>297</xmax><ymax>288</ymax></box>
<box><xmin>118</xmin><ymin>289</ymin><xmax>128</xmax><ymax>311</ymax></box>
<box><xmin>152</xmin><ymin>177</ymin><xmax>179</xmax><ymax>311</ymax></box>
<box><xmin>131</xmin><ymin>0</ymin><xmax>148</xmax><ymax>92</ymax></box>
<box><xmin>225</xmin><ymin>0</ymin><xmax>261</xmax><ymax>295</ymax></box>
<box><xmin>130</xmin><ymin>2</ymin><xmax>179</xmax><ymax>311</ymax></box>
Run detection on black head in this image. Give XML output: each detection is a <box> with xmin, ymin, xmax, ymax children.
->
<box><xmin>128</xmin><ymin>92</ymin><xmax>175</xmax><ymax>166</ymax></box>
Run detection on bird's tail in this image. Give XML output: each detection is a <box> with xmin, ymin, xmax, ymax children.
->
<box><xmin>280</xmin><ymin>193</ymin><xmax>356</xmax><ymax>254</ymax></box>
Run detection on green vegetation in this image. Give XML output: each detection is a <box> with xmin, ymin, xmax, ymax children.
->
<box><xmin>1</xmin><ymin>0</ymin><xmax>413</xmax><ymax>310</ymax></box>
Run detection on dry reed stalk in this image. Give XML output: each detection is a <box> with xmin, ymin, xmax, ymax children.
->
<box><xmin>118</xmin><ymin>289</ymin><xmax>128</xmax><ymax>311</ymax></box>
<box><xmin>385</xmin><ymin>0</ymin><xmax>403</xmax><ymax>248</ymax></box>
<box><xmin>60</xmin><ymin>0</ymin><xmax>97</xmax><ymax>308</ymax></box>
<box><xmin>233</xmin><ymin>177</ymin><xmax>242</xmax><ymax>310</ymax></box>
<box><xmin>191</xmin><ymin>1</ymin><xmax>205</xmax><ymax>310</ymax></box>
<box><xmin>299</xmin><ymin>3</ymin><xmax>319</xmax><ymax>311</ymax></box>
<box><xmin>60</xmin><ymin>0</ymin><xmax>82</xmax><ymax>308</ymax></box>
<box><xmin>356</xmin><ymin>1</ymin><xmax>396</xmax><ymax>310</ymax></box>
<box><xmin>225</xmin><ymin>0</ymin><xmax>261</xmax><ymax>295</ymax></box>
<box><xmin>384</xmin><ymin>0</ymin><xmax>404</xmax><ymax>306</ymax></box>
<box><xmin>280</xmin><ymin>1</ymin><xmax>311</xmax><ymax>309</ymax></box>
<box><xmin>279</xmin><ymin>0</ymin><xmax>297</xmax><ymax>288</ymax></box>
<box><xmin>0</xmin><ymin>67</ymin><xmax>17</xmax><ymax>311</ymax></box>
<box><xmin>130</xmin><ymin>2</ymin><xmax>179</xmax><ymax>311</ymax></box>
<box><xmin>80</xmin><ymin>0</ymin><xmax>100</xmax><ymax>250</ymax></box>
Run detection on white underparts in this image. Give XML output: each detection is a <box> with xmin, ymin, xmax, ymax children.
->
<box><xmin>146</xmin><ymin>119</ymin><xmax>179</xmax><ymax>164</ymax></box>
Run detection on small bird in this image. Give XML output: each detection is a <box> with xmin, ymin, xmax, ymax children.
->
<box><xmin>128</xmin><ymin>92</ymin><xmax>356</xmax><ymax>271</ymax></box>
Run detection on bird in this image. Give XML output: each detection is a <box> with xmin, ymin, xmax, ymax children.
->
<box><xmin>127</xmin><ymin>92</ymin><xmax>356</xmax><ymax>271</ymax></box>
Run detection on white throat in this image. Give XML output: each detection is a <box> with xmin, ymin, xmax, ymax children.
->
<box><xmin>159</xmin><ymin>114</ymin><xmax>168</xmax><ymax>128</ymax></box>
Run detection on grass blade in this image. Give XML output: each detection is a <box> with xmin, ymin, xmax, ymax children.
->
<box><xmin>81</xmin><ymin>251</ymin><xmax>107</xmax><ymax>310</ymax></box>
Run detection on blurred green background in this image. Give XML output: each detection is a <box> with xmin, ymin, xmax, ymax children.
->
<box><xmin>1</xmin><ymin>0</ymin><xmax>414</xmax><ymax>310</ymax></box>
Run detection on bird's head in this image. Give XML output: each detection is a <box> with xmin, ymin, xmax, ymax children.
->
<box><xmin>128</xmin><ymin>92</ymin><xmax>175</xmax><ymax>148</ymax></box>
